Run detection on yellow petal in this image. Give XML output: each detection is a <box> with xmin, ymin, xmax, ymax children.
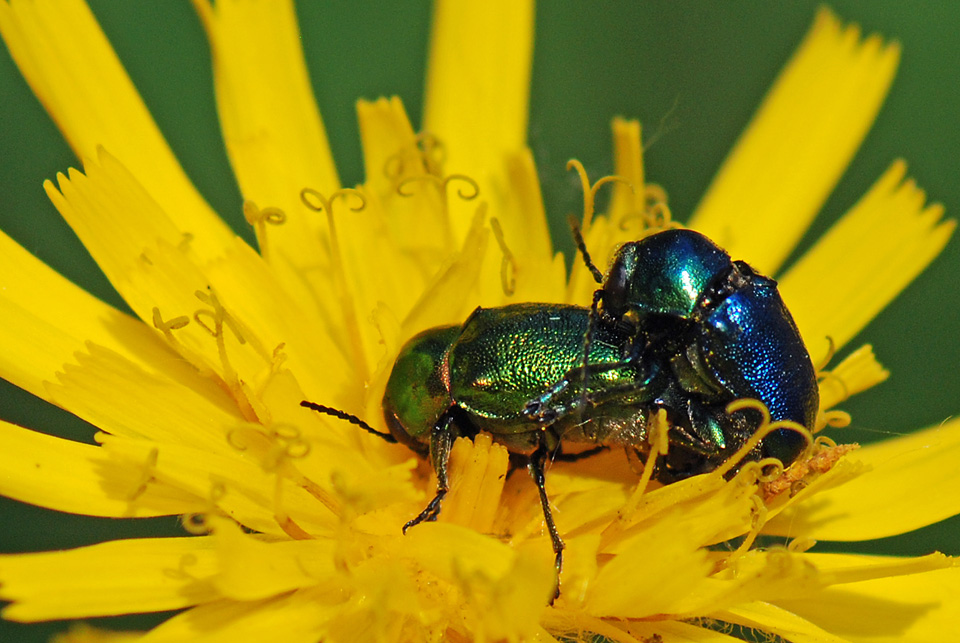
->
<box><xmin>0</xmin><ymin>537</ymin><xmax>218</xmax><ymax>622</ymax></box>
<box><xmin>46</xmin><ymin>343</ymin><xmax>244</xmax><ymax>453</ymax></box>
<box><xmin>211</xmin><ymin>519</ymin><xmax>335</xmax><ymax>601</ymax></box>
<box><xmin>803</xmin><ymin>552</ymin><xmax>952</xmax><ymax>586</ymax></box>
<box><xmin>651</xmin><ymin>621</ymin><xmax>745</xmax><ymax>642</ymax></box>
<box><xmin>719</xmin><ymin>602</ymin><xmax>850</xmax><ymax>643</ymax></box>
<box><xmin>634</xmin><ymin>620</ymin><xmax>745</xmax><ymax>643</ymax></box>
<box><xmin>52</xmin><ymin>624</ymin><xmax>144</xmax><ymax>643</ymax></box>
<box><xmin>0</xmin><ymin>0</ymin><xmax>233</xmax><ymax>258</ymax></box>
<box><xmin>501</xmin><ymin>149</ymin><xmax>567</xmax><ymax>303</ymax></box>
<box><xmin>764</xmin><ymin>417</ymin><xmax>960</xmax><ymax>541</ymax></box>
<box><xmin>192</xmin><ymin>0</ymin><xmax>340</xmax><ymax>273</ymax></box>
<box><xmin>138</xmin><ymin>590</ymin><xmax>334</xmax><ymax>643</ymax></box>
<box><xmin>547</xmin><ymin>471</ymin><xmax>628</xmax><ymax>543</ymax></box>
<box><xmin>44</xmin><ymin>149</ymin><xmax>186</xmax><ymax>297</ymax></box>
<box><xmin>199</xmin><ymin>240</ymin><xmax>355</xmax><ymax>402</ymax></box>
<box><xmin>442</xmin><ymin>433</ymin><xmax>509</xmax><ymax>533</ymax></box>
<box><xmin>45</xmin><ymin>151</ymin><xmax>352</xmax><ymax>408</ymax></box>
<box><xmin>401</xmin><ymin>522</ymin><xmax>555</xmax><ymax>642</ymax></box>
<box><xmin>324</xmin><ymin>557</ymin><xmax>424</xmax><ymax>642</ymax></box>
<box><xmin>0</xmin><ymin>229</ymin><xmax>167</xmax><ymax>400</ymax></box>
<box><xmin>0</xmin><ymin>420</ymin><xmax>204</xmax><ymax>518</ymax></box>
<box><xmin>608</xmin><ymin>117</ymin><xmax>647</xmax><ymax>227</ymax></box>
<box><xmin>818</xmin><ymin>344</ymin><xmax>889</xmax><ymax>412</ymax></box>
<box><xmin>779</xmin><ymin>160</ymin><xmax>954</xmax><ymax>359</ymax></box>
<box><xmin>689</xmin><ymin>8</ymin><xmax>900</xmax><ymax>275</ymax></box>
<box><xmin>423</xmin><ymin>0</ymin><xmax>534</xmax><ymax>240</ymax></box>
<box><xmin>586</xmin><ymin>512</ymin><xmax>714</xmax><ymax>618</ymax></box>
<box><xmin>99</xmin><ymin>434</ymin><xmax>334</xmax><ymax>538</ymax></box>
<box><xmin>0</xmin><ymin>289</ymin><xmax>100</xmax><ymax>402</ymax></box>
<box><xmin>539</xmin><ymin>612</ymin><xmax>744</xmax><ymax>643</ymax></box>
<box><xmin>121</xmin><ymin>241</ymin><xmax>269</xmax><ymax>395</ymax></box>
<box><xmin>671</xmin><ymin>549</ymin><xmax>823</xmax><ymax>617</ymax></box>
<box><xmin>775</xmin><ymin>563</ymin><xmax>960</xmax><ymax>643</ymax></box>
<box><xmin>358</xmin><ymin>97</ymin><xmax>431</xmax><ymax>198</ymax></box>
<box><xmin>399</xmin><ymin>204</ymin><xmax>490</xmax><ymax>336</ymax></box>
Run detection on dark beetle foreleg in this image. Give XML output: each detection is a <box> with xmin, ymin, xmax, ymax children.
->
<box><xmin>529</xmin><ymin>433</ymin><xmax>564</xmax><ymax>598</ymax></box>
<box><xmin>403</xmin><ymin>413</ymin><xmax>456</xmax><ymax>533</ymax></box>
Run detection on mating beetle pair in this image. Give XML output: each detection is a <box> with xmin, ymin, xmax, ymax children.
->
<box><xmin>303</xmin><ymin>227</ymin><xmax>819</xmax><ymax>574</ymax></box>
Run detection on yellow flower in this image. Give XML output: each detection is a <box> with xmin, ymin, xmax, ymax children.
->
<box><xmin>0</xmin><ymin>2</ymin><xmax>958</xmax><ymax>642</ymax></box>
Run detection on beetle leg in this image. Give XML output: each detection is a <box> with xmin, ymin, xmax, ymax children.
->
<box><xmin>403</xmin><ymin>413</ymin><xmax>457</xmax><ymax>533</ymax></box>
<box><xmin>529</xmin><ymin>434</ymin><xmax>564</xmax><ymax>587</ymax></box>
<box><xmin>523</xmin><ymin>377</ymin><xmax>572</xmax><ymax>423</ymax></box>
<box><xmin>553</xmin><ymin>444</ymin><xmax>608</xmax><ymax>462</ymax></box>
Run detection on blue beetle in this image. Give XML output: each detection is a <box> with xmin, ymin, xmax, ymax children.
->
<box><xmin>571</xmin><ymin>227</ymin><xmax>818</xmax><ymax>478</ymax></box>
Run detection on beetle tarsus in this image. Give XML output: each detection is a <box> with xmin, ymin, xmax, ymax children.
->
<box><xmin>403</xmin><ymin>488</ymin><xmax>447</xmax><ymax>533</ymax></box>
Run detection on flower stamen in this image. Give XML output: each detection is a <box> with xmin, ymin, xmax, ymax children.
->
<box><xmin>163</xmin><ymin>554</ymin><xmax>201</xmax><ymax>582</ymax></box>
<box><xmin>151</xmin><ymin>307</ymin><xmax>190</xmax><ymax>335</ymax></box>
<box><xmin>813</xmin><ymin>336</ymin><xmax>837</xmax><ymax>371</ymax></box>
<box><xmin>712</xmin><ymin>399</ymin><xmax>813</xmax><ymax>479</ymax></box>
<box><xmin>300</xmin><ymin>187</ymin><xmax>370</xmax><ymax>383</ymax></box>
<box><xmin>490</xmin><ymin>217</ymin><xmax>517</xmax><ymax>296</ymax></box>
<box><xmin>180</xmin><ymin>484</ymin><xmax>227</xmax><ymax>536</ymax></box>
<box><xmin>125</xmin><ymin>446</ymin><xmax>159</xmax><ymax>502</ymax></box>
<box><xmin>566</xmin><ymin>159</ymin><xmax>633</xmax><ymax>233</ymax></box>
<box><xmin>151</xmin><ymin>306</ymin><xmax>219</xmax><ymax>379</ymax></box>
<box><xmin>191</xmin><ymin>288</ymin><xmax>272</xmax><ymax>418</ymax></box>
<box><xmin>619</xmin><ymin>409</ymin><xmax>670</xmax><ymax>520</ymax></box>
<box><xmin>759</xmin><ymin>440</ymin><xmax>860</xmax><ymax>500</ymax></box>
<box><xmin>182</xmin><ymin>512</ymin><xmax>212</xmax><ymax>535</ymax></box>
<box><xmin>226</xmin><ymin>421</ymin><xmax>342</xmax><ymax>520</ymax></box>
<box><xmin>397</xmin><ymin>173</ymin><xmax>480</xmax><ymax>203</ymax></box>
<box><xmin>726</xmin><ymin>494</ymin><xmax>768</xmax><ymax>562</ymax></box>
<box><xmin>640</xmin><ymin>199</ymin><xmax>680</xmax><ymax>236</ymax></box>
<box><xmin>242</xmin><ymin>200</ymin><xmax>286</xmax><ymax>262</ymax></box>
<box><xmin>819</xmin><ymin>409</ymin><xmax>852</xmax><ymax>430</ymax></box>
<box><xmin>384</xmin><ymin>131</ymin><xmax>447</xmax><ymax>180</ymax></box>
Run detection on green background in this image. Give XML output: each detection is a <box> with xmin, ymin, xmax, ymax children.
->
<box><xmin>0</xmin><ymin>2</ymin><xmax>957</xmax><ymax>640</ymax></box>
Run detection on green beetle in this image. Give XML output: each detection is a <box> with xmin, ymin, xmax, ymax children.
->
<box><xmin>304</xmin><ymin>301</ymin><xmax>660</xmax><ymax>574</ymax></box>
<box><xmin>386</xmin><ymin>303</ymin><xmax>662</xmax><ymax>568</ymax></box>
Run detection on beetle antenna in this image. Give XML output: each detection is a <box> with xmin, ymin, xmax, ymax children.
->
<box><xmin>300</xmin><ymin>400</ymin><xmax>398</xmax><ymax>443</ymax></box>
<box><xmin>568</xmin><ymin>214</ymin><xmax>604</xmax><ymax>284</ymax></box>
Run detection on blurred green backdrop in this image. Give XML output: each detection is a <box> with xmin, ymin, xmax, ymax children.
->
<box><xmin>0</xmin><ymin>2</ymin><xmax>957</xmax><ymax>641</ymax></box>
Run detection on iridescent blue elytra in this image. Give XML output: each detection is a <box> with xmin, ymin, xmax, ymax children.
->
<box><xmin>598</xmin><ymin>228</ymin><xmax>818</xmax><ymax>471</ymax></box>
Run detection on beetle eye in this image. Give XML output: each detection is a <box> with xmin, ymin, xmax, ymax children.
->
<box><xmin>603</xmin><ymin>261</ymin><xmax>628</xmax><ymax>318</ymax></box>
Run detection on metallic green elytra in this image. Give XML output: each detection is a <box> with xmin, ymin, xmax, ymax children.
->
<box><xmin>383</xmin><ymin>304</ymin><xmax>658</xmax><ymax>455</ymax></box>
